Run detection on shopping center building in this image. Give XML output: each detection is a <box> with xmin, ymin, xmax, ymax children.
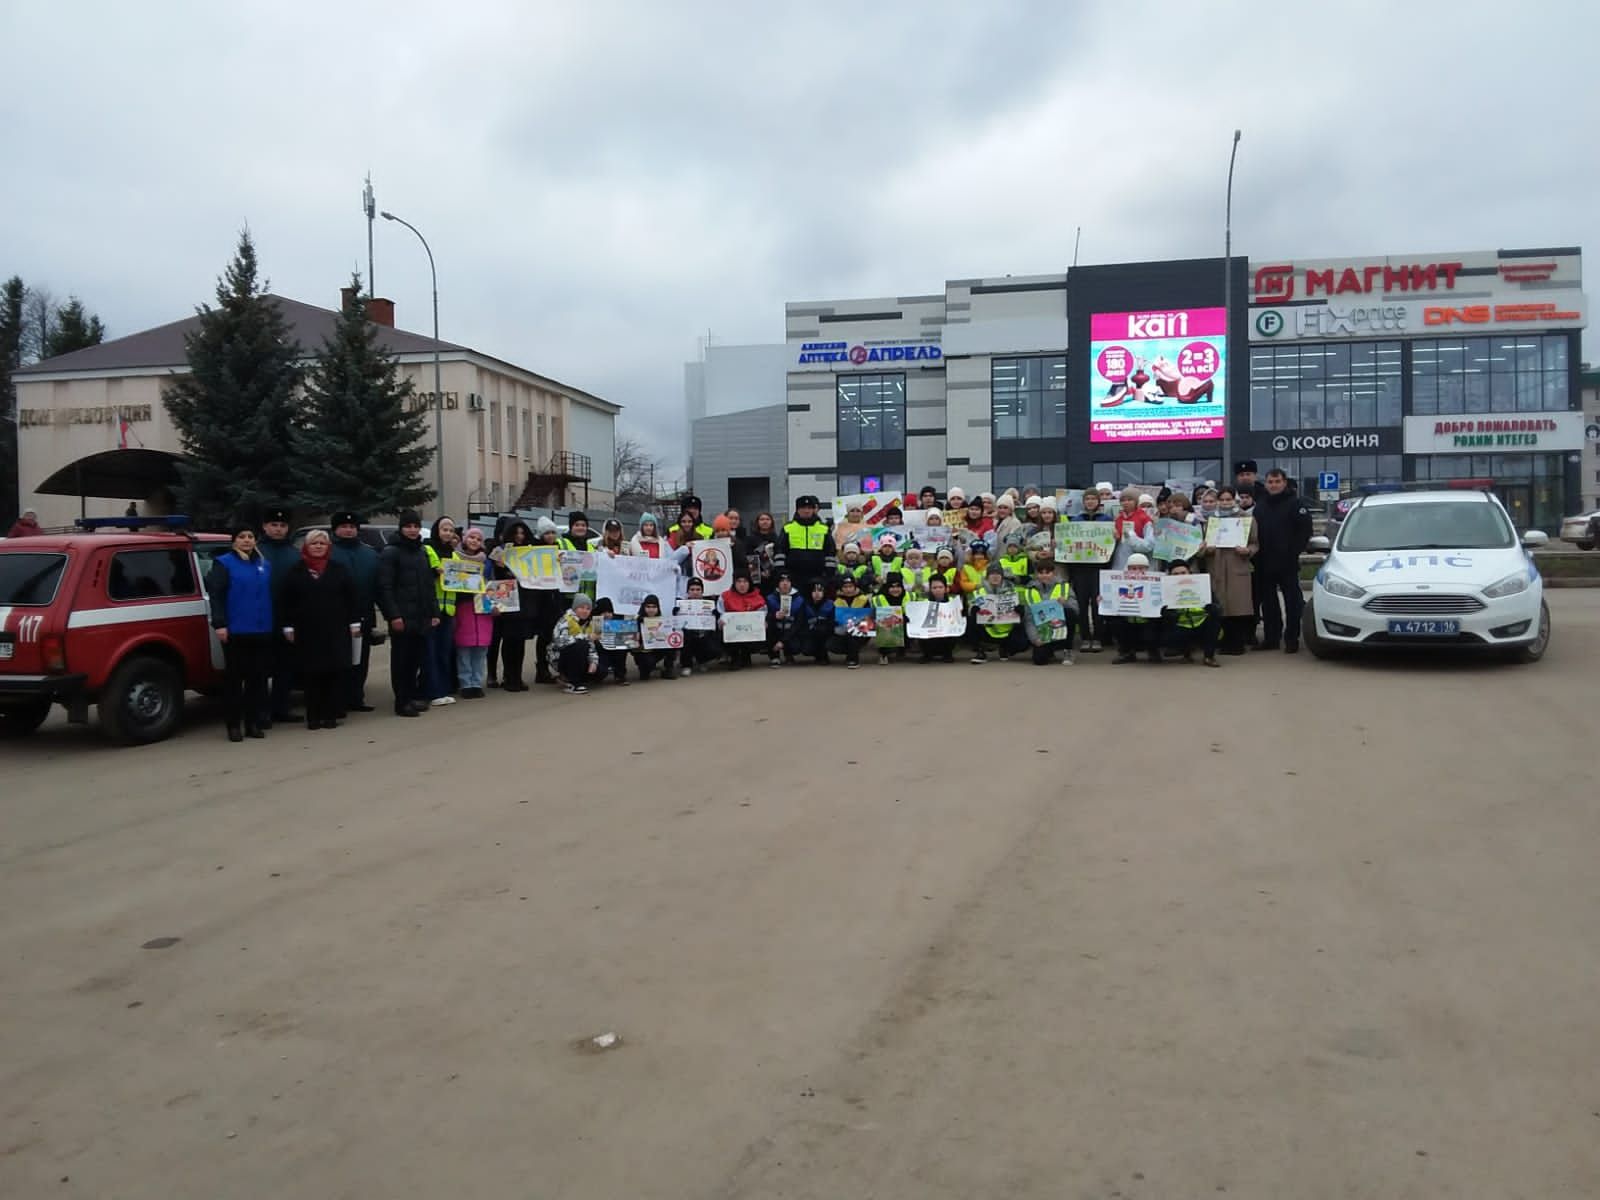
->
<box><xmin>12</xmin><ymin>291</ymin><xmax>619</xmax><ymax>528</ymax></box>
<box><xmin>691</xmin><ymin>245</ymin><xmax>1588</xmax><ymax>531</ymax></box>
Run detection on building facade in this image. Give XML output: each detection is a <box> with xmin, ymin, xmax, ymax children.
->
<box><xmin>12</xmin><ymin>293</ymin><xmax>618</xmax><ymax>527</ymax></box>
<box><xmin>1582</xmin><ymin>366</ymin><xmax>1600</xmax><ymax>512</ymax></box>
<box><xmin>761</xmin><ymin>247</ymin><xmax>1588</xmax><ymax>531</ymax></box>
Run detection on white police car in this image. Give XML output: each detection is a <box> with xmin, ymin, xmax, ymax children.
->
<box><xmin>1303</xmin><ymin>489</ymin><xmax>1549</xmax><ymax>662</ymax></box>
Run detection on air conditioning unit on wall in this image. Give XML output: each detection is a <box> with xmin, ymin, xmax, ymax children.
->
<box><xmin>467</xmin><ymin>393</ymin><xmax>486</xmax><ymax>412</ymax></box>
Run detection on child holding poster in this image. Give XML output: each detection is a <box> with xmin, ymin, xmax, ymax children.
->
<box><xmin>802</xmin><ymin>579</ymin><xmax>833</xmax><ymax>665</ymax></box>
<box><xmin>1020</xmin><ymin>559</ymin><xmax>1077</xmax><ymax>667</ymax></box>
<box><xmin>1111</xmin><ymin>553</ymin><xmax>1163</xmax><ymax>665</ymax></box>
<box><xmin>829</xmin><ymin>575</ymin><xmax>875</xmax><ymax>669</ymax></box>
<box><xmin>916</xmin><ymin>575</ymin><xmax>962</xmax><ymax>663</ymax></box>
<box><xmin>970</xmin><ymin>559</ymin><xmax>1027</xmax><ymax>664</ymax></box>
<box><xmin>766</xmin><ymin>573</ymin><xmax>805</xmax><ymax>666</ymax></box>
<box><xmin>718</xmin><ymin>571</ymin><xmax>766</xmax><ymax>671</ymax></box>
<box><xmin>871</xmin><ymin>573</ymin><xmax>909</xmax><ymax>665</ymax></box>
<box><xmin>1162</xmin><ymin>560</ymin><xmax>1221</xmax><ymax>667</ymax></box>
<box><xmin>633</xmin><ymin>594</ymin><xmax>674</xmax><ymax>680</ymax></box>
<box><xmin>1066</xmin><ymin>488</ymin><xmax>1113</xmax><ymax>653</ymax></box>
<box><xmin>675</xmin><ymin>577</ymin><xmax>719</xmax><ymax>677</ymax></box>
<box><xmin>591</xmin><ymin>598</ymin><xmax>632</xmax><ymax>685</ymax></box>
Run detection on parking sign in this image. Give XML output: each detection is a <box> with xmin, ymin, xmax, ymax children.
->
<box><xmin>1317</xmin><ymin>471</ymin><xmax>1340</xmax><ymax>502</ymax></box>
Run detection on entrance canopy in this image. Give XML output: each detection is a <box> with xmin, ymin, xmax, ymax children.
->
<box><xmin>34</xmin><ymin>448</ymin><xmax>185</xmax><ymax>500</ymax></box>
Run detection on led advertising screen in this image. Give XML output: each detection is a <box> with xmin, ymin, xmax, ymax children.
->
<box><xmin>1089</xmin><ymin>307</ymin><xmax>1226</xmax><ymax>442</ymax></box>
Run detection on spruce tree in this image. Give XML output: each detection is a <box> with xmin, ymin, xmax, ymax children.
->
<box><xmin>291</xmin><ymin>275</ymin><xmax>434</xmax><ymax>517</ymax></box>
<box><xmin>44</xmin><ymin>297</ymin><xmax>106</xmax><ymax>358</ymax></box>
<box><xmin>164</xmin><ymin>231</ymin><xmax>303</xmax><ymax>527</ymax></box>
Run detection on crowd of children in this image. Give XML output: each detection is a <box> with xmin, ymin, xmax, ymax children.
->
<box><xmin>430</xmin><ymin>482</ymin><xmax>1265</xmax><ymax>696</ymax></box>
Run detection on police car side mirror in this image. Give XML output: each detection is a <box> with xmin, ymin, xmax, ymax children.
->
<box><xmin>1307</xmin><ymin>536</ymin><xmax>1331</xmax><ymax>554</ymax></box>
<box><xmin>1521</xmin><ymin>529</ymin><xmax>1549</xmax><ymax>548</ymax></box>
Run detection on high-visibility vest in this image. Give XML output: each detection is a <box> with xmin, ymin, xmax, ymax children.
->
<box><xmin>870</xmin><ymin>554</ymin><xmax>903</xmax><ymax>580</ymax></box>
<box><xmin>900</xmin><ymin>566</ymin><xmax>932</xmax><ymax>596</ymax></box>
<box><xmin>1176</xmin><ymin>606</ymin><xmax>1207</xmax><ymax>629</ymax></box>
<box><xmin>1020</xmin><ymin>580</ymin><xmax>1070</xmax><ymax>606</ymax></box>
<box><xmin>670</xmin><ymin>522</ymin><xmax>713</xmax><ymax>544</ymax></box>
<box><xmin>425</xmin><ymin>545</ymin><xmax>456</xmax><ymax>617</ymax></box>
<box><xmin>872</xmin><ymin>594</ymin><xmax>904</xmax><ymax>613</ymax></box>
<box><xmin>957</xmin><ymin>563</ymin><xmax>983</xmax><ymax>594</ymax></box>
<box><xmin>974</xmin><ymin>586</ymin><xmax>1017</xmax><ymax>639</ymax></box>
<box><xmin>836</xmin><ymin>562</ymin><xmax>871</xmax><ymax>586</ymax></box>
<box><xmin>783</xmin><ymin>521</ymin><xmax>829</xmax><ymax>552</ymax></box>
<box><xmin>999</xmin><ymin>554</ymin><xmax>1029</xmax><ymax>580</ymax></box>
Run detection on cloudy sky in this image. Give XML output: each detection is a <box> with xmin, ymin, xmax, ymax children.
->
<box><xmin>6</xmin><ymin>1</ymin><xmax>1596</xmax><ymax>479</ymax></box>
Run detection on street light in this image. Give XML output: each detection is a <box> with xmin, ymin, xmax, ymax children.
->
<box><xmin>1222</xmin><ymin>129</ymin><xmax>1241</xmax><ymax>485</ymax></box>
<box><xmin>380</xmin><ymin>210</ymin><xmax>445</xmax><ymax>512</ymax></box>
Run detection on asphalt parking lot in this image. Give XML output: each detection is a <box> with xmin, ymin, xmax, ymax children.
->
<box><xmin>3</xmin><ymin>592</ymin><xmax>1598</xmax><ymax>1199</ymax></box>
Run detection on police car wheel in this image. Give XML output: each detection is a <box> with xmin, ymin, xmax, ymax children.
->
<box><xmin>1507</xmin><ymin>601</ymin><xmax>1550</xmax><ymax>664</ymax></box>
<box><xmin>0</xmin><ymin>697</ymin><xmax>51</xmax><ymax>738</ymax></box>
<box><xmin>99</xmin><ymin>655</ymin><xmax>184</xmax><ymax>745</ymax></box>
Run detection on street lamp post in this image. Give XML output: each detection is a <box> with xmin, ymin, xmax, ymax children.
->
<box><xmin>1222</xmin><ymin>129</ymin><xmax>1241</xmax><ymax>485</ymax></box>
<box><xmin>380</xmin><ymin>210</ymin><xmax>445</xmax><ymax>513</ymax></box>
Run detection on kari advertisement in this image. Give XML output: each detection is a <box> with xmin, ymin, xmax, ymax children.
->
<box><xmin>1089</xmin><ymin>307</ymin><xmax>1226</xmax><ymax>443</ymax></box>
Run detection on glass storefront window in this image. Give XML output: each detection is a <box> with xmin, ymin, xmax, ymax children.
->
<box><xmin>1409</xmin><ymin>333</ymin><xmax>1570</xmax><ymax>415</ymax></box>
<box><xmin>1249</xmin><ymin>341</ymin><xmax>1402</xmax><ymax>431</ymax></box>
<box><xmin>837</xmin><ymin>373</ymin><xmax>906</xmax><ymax>452</ymax></box>
<box><xmin>991</xmin><ymin>355</ymin><xmax>1067</xmax><ymax>441</ymax></box>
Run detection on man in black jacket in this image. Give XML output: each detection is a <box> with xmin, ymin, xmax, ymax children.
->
<box><xmin>376</xmin><ymin>510</ymin><xmax>440</xmax><ymax>716</ymax></box>
<box><xmin>1253</xmin><ymin>468</ymin><xmax>1313</xmax><ymax>652</ymax></box>
<box><xmin>258</xmin><ymin>506</ymin><xmax>302</xmax><ymax>726</ymax></box>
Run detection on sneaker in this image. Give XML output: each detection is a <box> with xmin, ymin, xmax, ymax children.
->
<box><xmin>878</xmin><ymin>657</ymin><xmax>889</xmax><ymax>665</ymax></box>
<box><xmin>679</xmin><ymin>665</ymin><xmax>692</xmax><ymax>677</ymax></box>
<box><xmin>971</xmin><ymin>653</ymin><xmax>987</xmax><ymax>664</ymax></box>
<box><xmin>430</xmin><ymin>696</ymin><xmax>456</xmax><ymax>707</ymax></box>
<box><xmin>1086</xmin><ymin>639</ymin><xmax>1102</xmax><ymax>653</ymax></box>
<box><xmin>564</xmin><ymin>683</ymin><xmax>589</xmax><ymax>695</ymax></box>
<box><xmin>1204</xmin><ymin>657</ymin><xmax>1220</xmax><ymax>668</ymax></box>
<box><xmin>847</xmin><ymin>661</ymin><xmax>860</xmax><ymax>670</ymax></box>
<box><xmin>1060</xmin><ymin>654</ymin><xmax>1074</xmax><ymax>665</ymax></box>
<box><xmin>769</xmin><ymin>659</ymin><xmax>780</xmax><ymax>668</ymax></box>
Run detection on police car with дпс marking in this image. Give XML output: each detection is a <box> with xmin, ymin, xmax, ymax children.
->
<box><xmin>1303</xmin><ymin>489</ymin><xmax>1549</xmax><ymax>662</ymax></box>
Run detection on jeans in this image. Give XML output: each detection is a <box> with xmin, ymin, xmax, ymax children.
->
<box><xmin>424</xmin><ymin>614</ymin><xmax>456</xmax><ymax>699</ymax></box>
<box><xmin>456</xmin><ymin>644</ymin><xmax>488</xmax><ymax>690</ymax></box>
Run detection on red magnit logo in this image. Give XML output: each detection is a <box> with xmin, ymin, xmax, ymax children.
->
<box><xmin>1254</xmin><ymin>264</ymin><xmax>1295</xmax><ymax>302</ymax></box>
<box><xmin>849</xmin><ymin>345</ymin><xmax>869</xmax><ymax>364</ymax></box>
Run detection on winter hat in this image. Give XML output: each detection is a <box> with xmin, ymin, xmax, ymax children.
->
<box><xmin>712</xmin><ymin>514</ymin><xmax>733</xmax><ymax>534</ymax></box>
<box><xmin>568</xmin><ymin>511</ymin><xmax>588</xmax><ymax>525</ymax></box>
<box><xmin>638</xmin><ymin>513</ymin><xmax>658</xmax><ymax>532</ymax></box>
<box><xmin>604</xmin><ymin>518</ymin><xmax>623</xmax><ymax>532</ymax></box>
<box><xmin>980</xmin><ymin>492</ymin><xmax>995</xmax><ymax>504</ymax></box>
<box><xmin>969</xmin><ymin>539</ymin><xmax>991</xmax><ymax>557</ymax></box>
<box><xmin>1138</xmin><ymin>494</ymin><xmax>1155</xmax><ymax>508</ymax></box>
<box><xmin>535</xmin><ymin>516</ymin><xmax>558</xmax><ymax>536</ymax></box>
<box><xmin>985</xmin><ymin>559</ymin><xmax>1005</xmax><ymax>579</ymax></box>
<box><xmin>1096</xmin><ymin>481</ymin><xmax>1114</xmax><ymax>494</ymax></box>
<box><xmin>841</xmin><ymin>541</ymin><xmax>862</xmax><ymax>558</ymax></box>
<box><xmin>935</xmin><ymin>546</ymin><xmax>955</xmax><ymax>562</ymax></box>
<box><xmin>995</xmin><ymin>496</ymin><xmax>1015</xmax><ymax>511</ymax></box>
<box><xmin>878</xmin><ymin>534</ymin><xmax>898</xmax><ymax>548</ymax></box>
<box><xmin>569</xmin><ymin>593</ymin><xmax>594</xmax><ymax>613</ymax></box>
<box><xmin>398</xmin><ymin>509</ymin><xmax>423</xmax><ymax>527</ymax></box>
<box><xmin>947</xmin><ymin>486</ymin><xmax>966</xmax><ymax>504</ymax></box>
<box><xmin>1126</xmin><ymin>553</ymin><xmax>1151</xmax><ymax>569</ymax></box>
<box><xmin>1038</xmin><ymin>495</ymin><xmax>1058</xmax><ymax>512</ymax></box>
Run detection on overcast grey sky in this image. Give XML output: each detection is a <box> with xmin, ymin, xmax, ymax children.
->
<box><xmin>5</xmin><ymin>1</ymin><xmax>1596</xmax><ymax>479</ymax></box>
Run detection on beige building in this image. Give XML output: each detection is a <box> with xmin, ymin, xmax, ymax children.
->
<box><xmin>12</xmin><ymin>292</ymin><xmax>618</xmax><ymax>527</ymax></box>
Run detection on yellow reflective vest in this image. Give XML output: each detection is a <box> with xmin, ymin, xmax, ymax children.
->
<box><xmin>425</xmin><ymin>545</ymin><xmax>455</xmax><ymax>617</ymax></box>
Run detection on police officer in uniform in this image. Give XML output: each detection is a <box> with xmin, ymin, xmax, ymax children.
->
<box><xmin>775</xmin><ymin>494</ymin><xmax>835</xmax><ymax>592</ymax></box>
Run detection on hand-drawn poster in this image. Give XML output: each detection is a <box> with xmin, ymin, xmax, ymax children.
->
<box><xmin>873</xmin><ymin>606</ymin><xmax>906</xmax><ymax>648</ymax></box>
<box><xmin>834</xmin><ymin>607</ymin><xmax>875</xmax><ymax>637</ymax></box>
<box><xmin>689</xmin><ymin>540</ymin><xmax>734</xmax><ymax>595</ymax></box>
<box><xmin>474</xmin><ymin>578</ymin><xmax>521</xmax><ymax>614</ymax></box>
<box><xmin>600</xmin><ymin>617</ymin><xmax>641</xmax><ymax>650</ymax></box>
<box><xmin>676</xmin><ymin>598</ymin><xmax>718</xmax><ymax>631</ymax></box>
<box><xmin>974</xmin><ymin>592</ymin><xmax>1021</xmax><ymax>625</ymax></box>
<box><xmin>640</xmin><ymin>615</ymin><xmax>685</xmax><ymax>650</ymax></box>
<box><xmin>905</xmin><ymin>599</ymin><xmax>965</xmax><ymax>639</ymax></box>
<box><xmin>440</xmin><ymin>558</ymin><xmax>486</xmax><ymax>593</ymax></box>
<box><xmin>1205</xmin><ymin>516</ymin><xmax>1253</xmax><ymax>549</ymax></box>
<box><xmin>1054</xmin><ymin>522</ymin><xmax>1117</xmax><ymax>564</ymax></box>
<box><xmin>1098</xmin><ymin>571</ymin><xmax>1165</xmax><ymax>618</ymax></box>
<box><xmin>1160</xmin><ymin>573</ymin><xmax>1212</xmax><ymax>609</ymax></box>
<box><xmin>720</xmin><ymin>610</ymin><xmax>767</xmax><ymax>643</ymax></box>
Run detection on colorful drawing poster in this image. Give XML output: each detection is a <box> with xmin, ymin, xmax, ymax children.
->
<box><xmin>640</xmin><ymin>615</ymin><xmax>685</xmax><ymax>650</ymax></box>
<box><xmin>1054</xmin><ymin>489</ymin><xmax>1085</xmax><ymax>519</ymax></box>
<box><xmin>475</xmin><ymin>578</ymin><xmax>521</xmax><ymax>614</ymax></box>
<box><xmin>720</xmin><ymin>610</ymin><xmax>767</xmax><ymax>643</ymax></box>
<box><xmin>1160</xmin><ymin>573</ymin><xmax>1213</xmax><ymax>609</ymax></box>
<box><xmin>440</xmin><ymin>558</ymin><xmax>486</xmax><ymax>593</ymax></box>
<box><xmin>1098</xmin><ymin>571</ymin><xmax>1165</xmax><ymax>618</ymax></box>
<box><xmin>557</xmin><ymin>550</ymin><xmax>597</xmax><ymax>591</ymax></box>
<box><xmin>905</xmin><ymin>599</ymin><xmax>965</xmax><ymax>639</ymax></box>
<box><xmin>689</xmin><ymin>540</ymin><xmax>734</xmax><ymax>595</ymax></box>
<box><xmin>900</xmin><ymin>508</ymin><xmax>930</xmax><ymax>529</ymax></box>
<box><xmin>831</xmin><ymin>492</ymin><xmax>896</xmax><ymax>524</ymax></box>
<box><xmin>915</xmin><ymin>524</ymin><xmax>952</xmax><ymax>551</ymax></box>
<box><xmin>594</xmin><ymin>554</ymin><xmax>681</xmax><ymax>616</ymax></box>
<box><xmin>1153</xmin><ymin>518</ymin><xmax>1204</xmax><ymax>563</ymax></box>
<box><xmin>502</xmin><ymin>544</ymin><xmax>562</xmax><ymax>590</ymax></box>
<box><xmin>835</xmin><ymin>607</ymin><xmax>875</xmax><ymax>637</ymax></box>
<box><xmin>1205</xmin><ymin>516</ymin><xmax>1252</xmax><ymax>549</ymax></box>
<box><xmin>1027</xmin><ymin>599</ymin><xmax>1070</xmax><ymax>642</ymax></box>
<box><xmin>874</xmin><ymin>607</ymin><xmax>906</xmax><ymax>648</ymax></box>
<box><xmin>1054</xmin><ymin>522</ymin><xmax>1117</xmax><ymax>564</ymax></box>
<box><xmin>974</xmin><ymin>592</ymin><xmax>1021</xmax><ymax>626</ymax></box>
<box><xmin>1089</xmin><ymin>307</ymin><xmax>1226</xmax><ymax>443</ymax></box>
<box><xmin>676</xmin><ymin>598</ymin><xmax>717</xmax><ymax>631</ymax></box>
<box><xmin>600</xmin><ymin>617</ymin><xmax>640</xmax><ymax>650</ymax></box>
<box><xmin>867</xmin><ymin>525</ymin><xmax>913</xmax><ymax>550</ymax></box>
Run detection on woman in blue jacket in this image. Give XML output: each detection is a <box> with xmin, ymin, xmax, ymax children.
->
<box><xmin>206</xmin><ymin>524</ymin><xmax>275</xmax><ymax>741</ymax></box>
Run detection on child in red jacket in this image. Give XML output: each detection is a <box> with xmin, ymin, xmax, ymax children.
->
<box><xmin>718</xmin><ymin>570</ymin><xmax>766</xmax><ymax>670</ymax></box>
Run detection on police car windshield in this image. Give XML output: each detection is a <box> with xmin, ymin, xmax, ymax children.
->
<box><xmin>1339</xmin><ymin>501</ymin><xmax>1514</xmax><ymax>553</ymax></box>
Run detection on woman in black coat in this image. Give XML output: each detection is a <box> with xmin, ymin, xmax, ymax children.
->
<box><xmin>280</xmin><ymin>529</ymin><xmax>361</xmax><ymax>730</ymax></box>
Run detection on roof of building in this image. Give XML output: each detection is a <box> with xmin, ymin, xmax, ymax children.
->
<box><xmin>14</xmin><ymin>294</ymin><xmax>619</xmax><ymax>413</ymax></box>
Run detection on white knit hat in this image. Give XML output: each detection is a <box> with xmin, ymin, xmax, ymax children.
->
<box><xmin>1126</xmin><ymin>553</ymin><xmax>1150</xmax><ymax>568</ymax></box>
<box><xmin>1038</xmin><ymin>495</ymin><xmax>1058</xmax><ymax>512</ymax></box>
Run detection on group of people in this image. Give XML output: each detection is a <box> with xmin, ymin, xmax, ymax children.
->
<box><xmin>202</xmin><ymin>460</ymin><xmax>1312</xmax><ymax>729</ymax></box>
